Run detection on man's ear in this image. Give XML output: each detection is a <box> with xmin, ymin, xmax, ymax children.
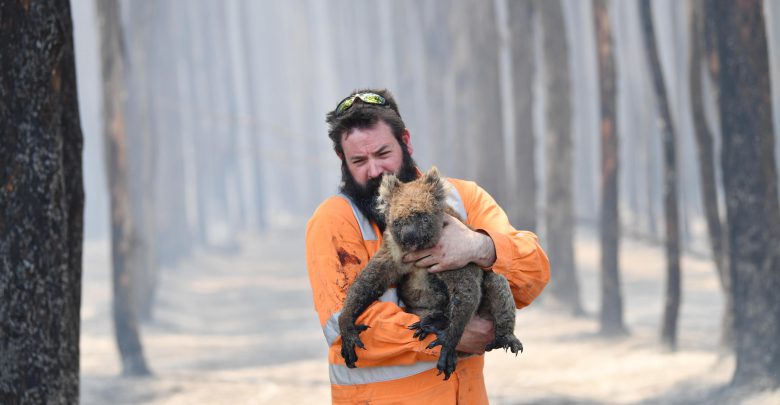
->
<box><xmin>401</xmin><ymin>129</ymin><xmax>413</xmax><ymax>156</ymax></box>
<box><xmin>336</xmin><ymin>151</ymin><xmax>344</xmax><ymax>160</ymax></box>
<box><xmin>378</xmin><ymin>174</ymin><xmax>401</xmax><ymax>213</ymax></box>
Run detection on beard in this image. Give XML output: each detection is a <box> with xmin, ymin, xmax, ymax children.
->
<box><xmin>339</xmin><ymin>145</ymin><xmax>418</xmax><ymax>233</ymax></box>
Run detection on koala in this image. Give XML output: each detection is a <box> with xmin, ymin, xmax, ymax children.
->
<box><xmin>338</xmin><ymin>167</ymin><xmax>522</xmax><ymax>380</ymax></box>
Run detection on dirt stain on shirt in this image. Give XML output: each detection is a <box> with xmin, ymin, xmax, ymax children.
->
<box><xmin>337</xmin><ymin>248</ymin><xmax>361</xmax><ymax>266</ymax></box>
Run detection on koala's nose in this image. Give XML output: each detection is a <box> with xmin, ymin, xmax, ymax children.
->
<box><xmin>399</xmin><ymin>225</ymin><xmax>418</xmax><ymax>246</ymax></box>
<box><xmin>394</xmin><ymin>214</ymin><xmax>430</xmax><ymax>250</ymax></box>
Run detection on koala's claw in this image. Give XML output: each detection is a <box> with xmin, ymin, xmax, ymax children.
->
<box><xmin>340</xmin><ymin>324</ymin><xmax>370</xmax><ymax>368</ymax></box>
<box><xmin>485</xmin><ymin>334</ymin><xmax>523</xmax><ymax>355</ymax></box>
<box><xmin>426</xmin><ymin>338</ymin><xmax>443</xmax><ymax>350</ymax></box>
<box><xmin>409</xmin><ymin>317</ymin><xmax>445</xmax><ymax>341</ymax></box>
<box><xmin>436</xmin><ymin>346</ymin><xmax>458</xmax><ymax>380</ymax></box>
<box><xmin>410</xmin><ymin>324</ymin><xmax>431</xmax><ymax>340</ymax></box>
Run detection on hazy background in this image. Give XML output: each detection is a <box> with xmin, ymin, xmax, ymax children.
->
<box><xmin>72</xmin><ymin>0</ymin><xmax>780</xmax><ymax>246</ymax></box>
<box><xmin>66</xmin><ymin>1</ymin><xmax>780</xmax><ymax>403</ymax></box>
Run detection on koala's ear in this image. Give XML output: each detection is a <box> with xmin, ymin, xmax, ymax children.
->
<box><xmin>378</xmin><ymin>174</ymin><xmax>401</xmax><ymax>212</ymax></box>
<box><xmin>423</xmin><ymin>166</ymin><xmax>441</xmax><ymax>185</ymax></box>
<box><xmin>424</xmin><ymin>167</ymin><xmax>446</xmax><ymax>201</ymax></box>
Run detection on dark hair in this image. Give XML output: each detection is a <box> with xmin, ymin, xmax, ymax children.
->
<box><xmin>326</xmin><ymin>88</ymin><xmax>407</xmax><ymax>156</ymax></box>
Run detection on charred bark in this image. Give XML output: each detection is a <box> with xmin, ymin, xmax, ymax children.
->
<box><xmin>450</xmin><ymin>0</ymin><xmax>506</xmax><ymax>205</ymax></box>
<box><xmin>124</xmin><ymin>0</ymin><xmax>159</xmax><ymax>321</ymax></box>
<box><xmin>507</xmin><ymin>0</ymin><xmax>537</xmax><ymax>230</ymax></box>
<box><xmin>592</xmin><ymin>0</ymin><xmax>627</xmax><ymax>336</ymax></box>
<box><xmin>0</xmin><ymin>1</ymin><xmax>84</xmax><ymax>402</ymax></box>
<box><xmin>238</xmin><ymin>0</ymin><xmax>268</xmax><ymax>232</ymax></box>
<box><xmin>538</xmin><ymin>0</ymin><xmax>583</xmax><ymax>315</ymax></box>
<box><xmin>639</xmin><ymin>0</ymin><xmax>682</xmax><ymax>351</ymax></box>
<box><xmin>97</xmin><ymin>0</ymin><xmax>151</xmax><ymax>376</ymax></box>
<box><xmin>711</xmin><ymin>0</ymin><xmax>780</xmax><ymax>389</ymax></box>
<box><xmin>689</xmin><ymin>0</ymin><xmax>732</xmax><ymax>348</ymax></box>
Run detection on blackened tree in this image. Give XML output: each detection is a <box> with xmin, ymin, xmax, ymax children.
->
<box><xmin>711</xmin><ymin>0</ymin><xmax>780</xmax><ymax>389</ymax></box>
<box><xmin>639</xmin><ymin>0</ymin><xmax>682</xmax><ymax>351</ymax></box>
<box><xmin>0</xmin><ymin>0</ymin><xmax>84</xmax><ymax>402</ymax></box>
<box><xmin>97</xmin><ymin>0</ymin><xmax>151</xmax><ymax>376</ymax></box>
<box><xmin>539</xmin><ymin>0</ymin><xmax>583</xmax><ymax>315</ymax></box>
<box><xmin>507</xmin><ymin>0</ymin><xmax>537</xmax><ymax>230</ymax></box>
<box><xmin>593</xmin><ymin>0</ymin><xmax>627</xmax><ymax>336</ymax></box>
<box><xmin>689</xmin><ymin>0</ymin><xmax>732</xmax><ymax>348</ymax></box>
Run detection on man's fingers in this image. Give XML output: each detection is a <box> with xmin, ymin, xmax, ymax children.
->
<box><xmin>427</xmin><ymin>264</ymin><xmax>443</xmax><ymax>273</ymax></box>
<box><xmin>403</xmin><ymin>250</ymin><xmax>431</xmax><ymax>263</ymax></box>
<box><xmin>414</xmin><ymin>255</ymin><xmax>437</xmax><ymax>268</ymax></box>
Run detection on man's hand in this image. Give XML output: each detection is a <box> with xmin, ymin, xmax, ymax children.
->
<box><xmin>455</xmin><ymin>316</ymin><xmax>495</xmax><ymax>355</ymax></box>
<box><xmin>402</xmin><ymin>214</ymin><xmax>496</xmax><ymax>272</ymax></box>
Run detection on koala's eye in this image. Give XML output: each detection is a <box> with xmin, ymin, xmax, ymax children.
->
<box><xmin>411</xmin><ymin>213</ymin><xmax>429</xmax><ymax>223</ymax></box>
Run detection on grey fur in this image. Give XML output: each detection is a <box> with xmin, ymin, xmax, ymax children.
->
<box><xmin>338</xmin><ymin>168</ymin><xmax>522</xmax><ymax>380</ymax></box>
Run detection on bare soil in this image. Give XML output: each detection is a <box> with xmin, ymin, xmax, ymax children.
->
<box><xmin>80</xmin><ymin>228</ymin><xmax>778</xmax><ymax>404</ymax></box>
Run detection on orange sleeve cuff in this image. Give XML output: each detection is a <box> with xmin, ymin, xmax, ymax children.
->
<box><xmin>477</xmin><ymin>228</ymin><xmax>551</xmax><ymax>309</ymax></box>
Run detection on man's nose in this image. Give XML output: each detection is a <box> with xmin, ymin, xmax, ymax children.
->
<box><xmin>367</xmin><ymin>160</ymin><xmax>383</xmax><ymax>179</ymax></box>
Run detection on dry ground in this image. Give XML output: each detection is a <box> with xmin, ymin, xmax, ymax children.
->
<box><xmin>80</xmin><ymin>228</ymin><xmax>778</xmax><ymax>404</ymax></box>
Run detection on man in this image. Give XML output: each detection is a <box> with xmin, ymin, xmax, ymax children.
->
<box><xmin>306</xmin><ymin>89</ymin><xmax>550</xmax><ymax>404</ymax></box>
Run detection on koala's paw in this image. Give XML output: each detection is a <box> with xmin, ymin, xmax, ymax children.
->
<box><xmin>408</xmin><ymin>314</ymin><xmax>447</xmax><ymax>341</ymax></box>
<box><xmin>435</xmin><ymin>345</ymin><xmax>458</xmax><ymax>380</ymax></box>
<box><xmin>485</xmin><ymin>334</ymin><xmax>523</xmax><ymax>355</ymax></box>
<box><xmin>340</xmin><ymin>324</ymin><xmax>369</xmax><ymax>368</ymax></box>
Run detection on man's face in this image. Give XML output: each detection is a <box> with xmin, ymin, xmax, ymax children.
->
<box><xmin>341</xmin><ymin>120</ymin><xmax>411</xmax><ymax>187</ymax></box>
<box><xmin>339</xmin><ymin>120</ymin><xmax>417</xmax><ymax>231</ymax></box>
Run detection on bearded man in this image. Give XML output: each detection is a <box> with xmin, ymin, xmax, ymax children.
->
<box><xmin>305</xmin><ymin>89</ymin><xmax>550</xmax><ymax>404</ymax></box>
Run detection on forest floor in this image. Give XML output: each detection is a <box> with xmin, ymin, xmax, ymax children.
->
<box><xmin>80</xmin><ymin>227</ymin><xmax>779</xmax><ymax>404</ymax></box>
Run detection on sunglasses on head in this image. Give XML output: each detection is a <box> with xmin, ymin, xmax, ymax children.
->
<box><xmin>334</xmin><ymin>92</ymin><xmax>387</xmax><ymax>116</ymax></box>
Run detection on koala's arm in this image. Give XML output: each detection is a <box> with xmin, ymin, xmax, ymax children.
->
<box><xmin>305</xmin><ymin>197</ymin><xmax>441</xmax><ymax>368</ymax></box>
<box><xmin>339</xmin><ymin>249</ymin><xmax>402</xmax><ymax>326</ymax></box>
<box><xmin>450</xmin><ymin>179</ymin><xmax>551</xmax><ymax>309</ymax></box>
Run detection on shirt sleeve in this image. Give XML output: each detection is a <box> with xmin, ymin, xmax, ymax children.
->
<box><xmin>456</xmin><ymin>181</ymin><xmax>551</xmax><ymax>309</ymax></box>
<box><xmin>305</xmin><ymin>198</ymin><xmax>440</xmax><ymax>367</ymax></box>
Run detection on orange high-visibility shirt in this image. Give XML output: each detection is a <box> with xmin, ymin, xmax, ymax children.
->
<box><xmin>306</xmin><ymin>176</ymin><xmax>550</xmax><ymax>404</ymax></box>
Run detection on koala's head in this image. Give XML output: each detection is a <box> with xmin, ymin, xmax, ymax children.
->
<box><xmin>377</xmin><ymin>167</ymin><xmax>448</xmax><ymax>252</ymax></box>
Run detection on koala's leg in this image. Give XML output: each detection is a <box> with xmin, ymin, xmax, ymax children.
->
<box><xmin>405</xmin><ymin>271</ymin><xmax>449</xmax><ymax>340</ymax></box>
<box><xmin>479</xmin><ymin>271</ymin><xmax>523</xmax><ymax>355</ymax></box>
<box><xmin>338</xmin><ymin>255</ymin><xmax>404</xmax><ymax>368</ymax></box>
<box><xmin>427</xmin><ymin>266</ymin><xmax>482</xmax><ymax>380</ymax></box>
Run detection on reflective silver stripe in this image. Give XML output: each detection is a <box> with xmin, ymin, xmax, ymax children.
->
<box><xmin>323</xmin><ymin>311</ymin><xmax>342</xmax><ymax>347</ymax></box>
<box><xmin>322</xmin><ymin>288</ymin><xmax>403</xmax><ymax>347</ymax></box>
<box><xmin>330</xmin><ymin>361</ymin><xmax>437</xmax><ymax>385</ymax></box>
<box><xmin>445</xmin><ymin>179</ymin><xmax>468</xmax><ymax>221</ymax></box>
<box><xmin>337</xmin><ymin>193</ymin><xmax>378</xmax><ymax>240</ymax></box>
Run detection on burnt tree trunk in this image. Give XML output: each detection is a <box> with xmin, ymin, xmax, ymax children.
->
<box><xmin>156</xmin><ymin>0</ymin><xmax>194</xmax><ymax>267</ymax></box>
<box><xmin>421</xmin><ymin>0</ymin><xmax>456</xmax><ymax>177</ymax></box>
<box><xmin>689</xmin><ymin>0</ymin><xmax>732</xmax><ymax>348</ymax></box>
<box><xmin>97</xmin><ymin>0</ymin><xmax>151</xmax><ymax>376</ymax></box>
<box><xmin>539</xmin><ymin>0</ymin><xmax>583</xmax><ymax>315</ymax></box>
<box><xmin>593</xmin><ymin>0</ymin><xmax>627</xmax><ymax>336</ymax></box>
<box><xmin>711</xmin><ymin>0</ymin><xmax>780</xmax><ymax>389</ymax></box>
<box><xmin>639</xmin><ymin>0</ymin><xmax>682</xmax><ymax>351</ymax></box>
<box><xmin>508</xmin><ymin>0</ymin><xmax>537</xmax><ymax>230</ymax></box>
<box><xmin>450</xmin><ymin>0</ymin><xmax>506</xmax><ymax>204</ymax></box>
<box><xmin>0</xmin><ymin>1</ymin><xmax>84</xmax><ymax>402</ymax></box>
<box><xmin>124</xmin><ymin>0</ymin><xmax>159</xmax><ymax>321</ymax></box>
<box><xmin>238</xmin><ymin>0</ymin><xmax>268</xmax><ymax>232</ymax></box>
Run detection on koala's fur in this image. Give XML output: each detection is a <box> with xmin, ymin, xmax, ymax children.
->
<box><xmin>338</xmin><ymin>167</ymin><xmax>522</xmax><ymax>380</ymax></box>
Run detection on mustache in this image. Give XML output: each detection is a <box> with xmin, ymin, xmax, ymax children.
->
<box><xmin>339</xmin><ymin>145</ymin><xmax>419</xmax><ymax>233</ymax></box>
